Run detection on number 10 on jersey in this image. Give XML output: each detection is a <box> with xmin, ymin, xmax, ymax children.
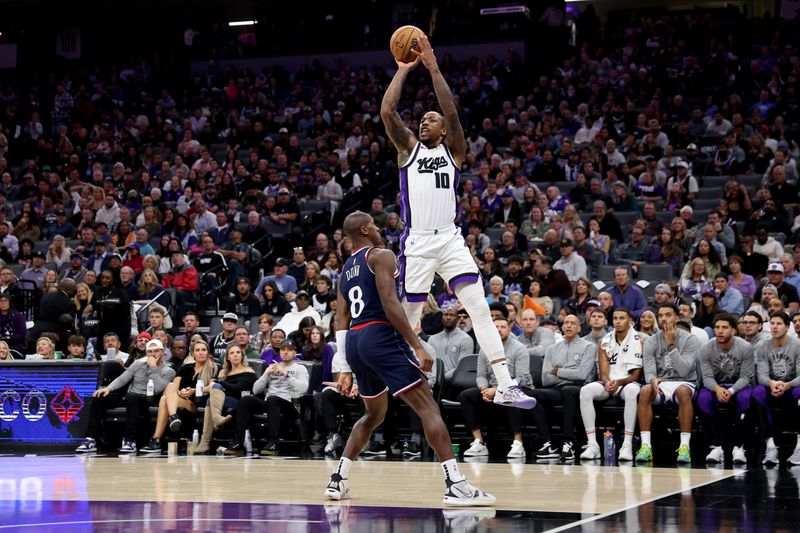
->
<box><xmin>435</xmin><ymin>172</ymin><xmax>450</xmax><ymax>189</ymax></box>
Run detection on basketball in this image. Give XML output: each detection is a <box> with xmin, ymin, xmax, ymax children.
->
<box><xmin>389</xmin><ymin>25</ymin><xmax>425</xmax><ymax>63</ymax></box>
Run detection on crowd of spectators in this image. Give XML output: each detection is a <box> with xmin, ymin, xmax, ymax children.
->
<box><xmin>1</xmin><ymin>8</ymin><xmax>800</xmax><ymax>460</ymax></box>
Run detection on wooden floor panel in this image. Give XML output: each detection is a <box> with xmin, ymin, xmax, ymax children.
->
<box><xmin>0</xmin><ymin>456</ymin><xmax>738</xmax><ymax>513</ymax></box>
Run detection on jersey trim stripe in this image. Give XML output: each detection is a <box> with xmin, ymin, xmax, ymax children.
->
<box><xmin>399</xmin><ymin>142</ymin><xmax>422</xmax><ymax>169</ymax></box>
<box><xmin>350</xmin><ymin>320</ymin><xmax>391</xmax><ymax>330</ymax></box>
<box><xmin>393</xmin><ymin>378</ymin><xmax>423</xmax><ymax>397</ymax></box>
<box><xmin>360</xmin><ymin>386</ymin><xmax>389</xmax><ymax>400</ymax></box>
<box><xmin>448</xmin><ymin>272</ymin><xmax>480</xmax><ymax>289</ymax></box>
<box><xmin>441</xmin><ymin>143</ymin><xmax>457</xmax><ymax>169</ymax></box>
<box><xmin>404</xmin><ymin>293</ymin><xmax>428</xmax><ymax>303</ymax></box>
<box><xmin>399</xmin><ymin>166</ymin><xmax>411</xmax><ymax>228</ymax></box>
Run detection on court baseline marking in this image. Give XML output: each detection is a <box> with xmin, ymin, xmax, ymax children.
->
<box><xmin>543</xmin><ymin>469</ymin><xmax>743</xmax><ymax>533</ymax></box>
<box><xmin>0</xmin><ymin>517</ymin><xmax>324</xmax><ymax>529</ymax></box>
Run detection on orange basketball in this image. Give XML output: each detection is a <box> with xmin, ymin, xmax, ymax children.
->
<box><xmin>389</xmin><ymin>25</ymin><xmax>425</xmax><ymax>63</ymax></box>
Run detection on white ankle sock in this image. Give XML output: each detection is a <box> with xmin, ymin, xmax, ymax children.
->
<box><xmin>336</xmin><ymin>457</ymin><xmax>352</xmax><ymax>478</ymax></box>
<box><xmin>767</xmin><ymin>437</ymin><xmax>776</xmax><ymax>449</ymax></box>
<box><xmin>623</xmin><ymin>432</ymin><xmax>633</xmax><ymax>446</ymax></box>
<box><xmin>641</xmin><ymin>431</ymin><xmax>651</xmax><ymax>446</ymax></box>
<box><xmin>680</xmin><ymin>432</ymin><xmax>691</xmax><ymax>447</ymax></box>
<box><xmin>490</xmin><ymin>358</ymin><xmax>513</xmax><ymax>389</ymax></box>
<box><xmin>441</xmin><ymin>458</ymin><xmax>465</xmax><ymax>483</ymax></box>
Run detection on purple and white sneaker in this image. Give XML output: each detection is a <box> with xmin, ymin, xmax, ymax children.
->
<box><xmin>493</xmin><ymin>382</ymin><xmax>536</xmax><ymax>409</ymax></box>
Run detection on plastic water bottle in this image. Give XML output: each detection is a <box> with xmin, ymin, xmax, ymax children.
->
<box><xmin>146</xmin><ymin>379</ymin><xmax>155</xmax><ymax>397</ymax></box>
<box><xmin>244</xmin><ymin>430</ymin><xmax>252</xmax><ymax>454</ymax></box>
<box><xmin>192</xmin><ymin>430</ymin><xmax>200</xmax><ymax>446</ymax></box>
<box><xmin>196</xmin><ymin>379</ymin><xmax>203</xmax><ymax>398</ymax></box>
<box><xmin>86</xmin><ymin>342</ymin><xmax>95</xmax><ymax>361</ymax></box>
<box><xmin>603</xmin><ymin>431</ymin><xmax>616</xmax><ymax>465</ymax></box>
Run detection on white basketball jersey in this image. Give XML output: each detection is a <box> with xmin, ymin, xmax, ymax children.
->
<box><xmin>600</xmin><ymin>328</ymin><xmax>644</xmax><ymax>381</ymax></box>
<box><xmin>398</xmin><ymin>142</ymin><xmax>460</xmax><ymax>229</ymax></box>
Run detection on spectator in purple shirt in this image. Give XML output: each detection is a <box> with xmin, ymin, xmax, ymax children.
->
<box><xmin>260</xmin><ymin>328</ymin><xmax>286</xmax><ymax>365</ymax></box>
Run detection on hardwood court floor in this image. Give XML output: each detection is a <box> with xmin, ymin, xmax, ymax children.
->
<box><xmin>0</xmin><ymin>455</ymin><xmax>736</xmax><ymax>515</ymax></box>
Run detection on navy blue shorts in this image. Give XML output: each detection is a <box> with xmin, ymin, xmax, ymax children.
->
<box><xmin>345</xmin><ymin>321</ymin><xmax>424</xmax><ymax>399</ymax></box>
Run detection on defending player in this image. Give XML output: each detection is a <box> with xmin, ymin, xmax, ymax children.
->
<box><xmin>380</xmin><ymin>34</ymin><xmax>533</xmax><ymax>409</ymax></box>
<box><xmin>324</xmin><ymin>211</ymin><xmax>494</xmax><ymax>506</ymax></box>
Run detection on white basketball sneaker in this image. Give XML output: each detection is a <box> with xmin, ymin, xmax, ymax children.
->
<box><xmin>618</xmin><ymin>442</ymin><xmax>634</xmax><ymax>462</ymax></box>
<box><xmin>494</xmin><ymin>381</ymin><xmax>536</xmax><ymax>409</ymax></box>
<box><xmin>463</xmin><ymin>439</ymin><xmax>489</xmax><ymax>457</ymax></box>
<box><xmin>732</xmin><ymin>446</ymin><xmax>747</xmax><ymax>464</ymax></box>
<box><xmin>324</xmin><ymin>473</ymin><xmax>351</xmax><ymax>501</ymax></box>
<box><xmin>580</xmin><ymin>441</ymin><xmax>601</xmax><ymax>460</ymax></box>
<box><xmin>705</xmin><ymin>446</ymin><xmax>724</xmax><ymax>464</ymax></box>
<box><xmin>443</xmin><ymin>479</ymin><xmax>496</xmax><ymax>506</ymax></box>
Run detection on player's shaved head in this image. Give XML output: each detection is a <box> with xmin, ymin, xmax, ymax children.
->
<box><xmin>343</xmin><ymin>211</ymin><xmax>373</xmax><ymax>240</ymax></box>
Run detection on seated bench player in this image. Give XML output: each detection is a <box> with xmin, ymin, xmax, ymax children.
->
<box><xmin>580</xmin><ymin>308</ymin><xmax>643</xmax><ymax>462</ymax></box>
<box><xmin>635</xmin><ymin>302</ymin><xmax>700</xmax><ymax>464</ymax></box>
<box><xmin>697</xmin><ymin>313</ymin><xmax>755</xmax><ymax>464</ymax></box>
<box><xmin>752</xmin><ymin>311</ymin><xmax>800</xmax><ymax>466</ymax></box>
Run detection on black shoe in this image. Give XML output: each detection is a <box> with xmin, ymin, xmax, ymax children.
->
<box><xmin>361</xmin><ymin>439</ymin><xmax>386</xmax><ymax>456</ymax></box>
<box><xmin>224</xmin><ymin>443</ymin><xmax>246</xmax><ymax>456</ymax></box>
<box><xmin>560</xmin><ymin>441</ymin><xmax>575</xmax><ymax>462</ymax></box>
<box><xmin>168</xmin><ymin>414</ymin><xmax>182</xmax><ymax>433</ymax></box>
<box><xmin>535</xmin><ymin>441</ymin><xmax>560</xmax><ymax>459</ymax></box>
<box><xmin>140</xmin><ymin>437</ymin><xmax>162</xmax><ymax>455</ymax></box>
<box><xmin>259</xmin><ymin>442</ymin><xmax>279</xmax><ymax>456</ymax></box>
<box><xmin>403</xmin><ymin>440</ymin><xmax>421</xmax><ymax>457</ymax></box>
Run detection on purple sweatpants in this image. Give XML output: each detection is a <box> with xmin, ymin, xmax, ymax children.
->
<box><xmin>751</xmin><ymin>384</ymin><xmax>800</xmax><ymax>439</ymax></box>
<box><xmin>696</xmin><ymin>385</ymin><xmax>753</xmax><ymax>447</ymax></box>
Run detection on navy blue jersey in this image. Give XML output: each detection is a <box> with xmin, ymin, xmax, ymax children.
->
<box><xmin>340</xmin><ymin>247</ymin><xmax>390</xmax><ymax>327</ymax></box>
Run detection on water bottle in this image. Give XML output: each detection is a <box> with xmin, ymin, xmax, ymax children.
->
<box><xmin>603</xmin><ymin>431</ymin><xmax>616</xmax><ymax>465</ymax></box>
<box><xmin>192</xmin><ymin>430</ymin><xmax>200</xmax><ymax>446</ymax></box>
<box><xmin>86</xmin><ymin>342</ymin><xmax>95</xmax><ymax>361</ymax></box>
<box><xmin>244</xmin><ymin>430</ymin><xmax>252</xmax><ymax>454</ymax></box>
<box><xmin>147</xmin><ymin>379</ymin><xmax>155</xmax><ymax>397</ymax></box>
<box><xmin>196</xmin><ymin>379</ymin><xmax>203</xmax><ymax>398</ymax></box>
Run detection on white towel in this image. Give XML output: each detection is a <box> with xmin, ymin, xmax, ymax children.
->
<box><xmin>601</xmin><ymin>327</ymin><xmax>644</xmax><ymax>379</ymax></box>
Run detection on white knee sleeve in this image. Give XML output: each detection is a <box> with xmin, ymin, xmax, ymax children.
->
<box><xmin>455</xmin><ymin>282</ymin><xmax>504</xmax><ymax>359</ymax></box>
<box><xmin>622</xmin><ymin>384</ymin><xmax>640</xmax><ymax>434</ymax></box>
<box><xmin>580</xmin><ymin>382</ymin><xmax>607</xmax><ymax>432</ymax></box>
<box><xmin>401</xmin><ymin>300</ymin><xmax>424</xmax><ymax>331</ymax></box>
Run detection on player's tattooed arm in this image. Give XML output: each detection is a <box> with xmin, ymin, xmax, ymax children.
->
<box><xmin>381</xmin><ymin>69</ymin><xmax>417</xmax><ymax>165</ymax></box>
<box><xmin>417</xmin><ymin>35</ymin><xmax>466</xmax><ymax>167</ymax></box>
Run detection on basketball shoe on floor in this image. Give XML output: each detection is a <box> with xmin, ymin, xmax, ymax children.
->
<box><xmin>494</xmin><ymin>382</ymin><xmax>536</xmax><ymax>409</ymax></box>
<box><xmin>705</xmin><ymin>446</ymin><xmax>724</xmax><ymax>464</ymax></box>
<box><xmin>618</xmin><ymin>442</ymin><xmax>634</xmax><ymax>462</ymax></box>
<box><xmin>635</xmin><ymin>444</ymin><xmax>653</xmax><ymax>463</ymax></box>
<box><xmin>75</xmin><ymin>438</ymin><xmax>97</xmax><ymax>454</ymax></box>
<box><xmin>763</xmin><ymin>446</ymin><xmax>779</xmax><ymax>466</ymax></box>
<box><xmin>535</xmin><ymin>441</ymin><xmax>560</xmax><ymax>460</ymax></box>
<box><xmin>118</xmin><ymin>439</ymin><xmax>137</xmax><ymax>455</ymax></box>
<box><xmin>788</xmin><ymin>447</ymin><xmax>800</xmax><ymax>466</ymax></box>
<box><xmin>580</xmin><ymin>441</ymin><xmax>600</xmax><ymax>460</ymax></box>
<box><xmin>732</xmin><ymin>446</ymin><xmax>747</xmax><ymax>464</ymax></box>
<box><xmin>140</xmin><ymin>437</ymin><xmax>162</xmax><ymax>455</ymax></box>
<box><xmin>443</xmin><ymin>479</ymin><xmax>496</xmax><ymax>506</ymax></box>
<box><xmin>361</xmin><ymin>439</ymin><xmax>386</xmax><ymax>456</ymax></box>
<box><xmin>324</xmin><ymin>473</ymin><xmax>351</xmax><ymax>501</ymax></box>
<box><xmin>463</xmin><ymin>439</ymin><xmax>489</xmax><ymax>457</ymax></box>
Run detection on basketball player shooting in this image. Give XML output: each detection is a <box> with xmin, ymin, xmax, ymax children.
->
<box><xmin>380</xmin><ymin>34</ymin><xmax>535</xmax><ymax>409</ymax></box>
<box><xmin>324</xmin><ymin>211</ymin><xmax>494</xmax><ymax>506</ymax></box>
